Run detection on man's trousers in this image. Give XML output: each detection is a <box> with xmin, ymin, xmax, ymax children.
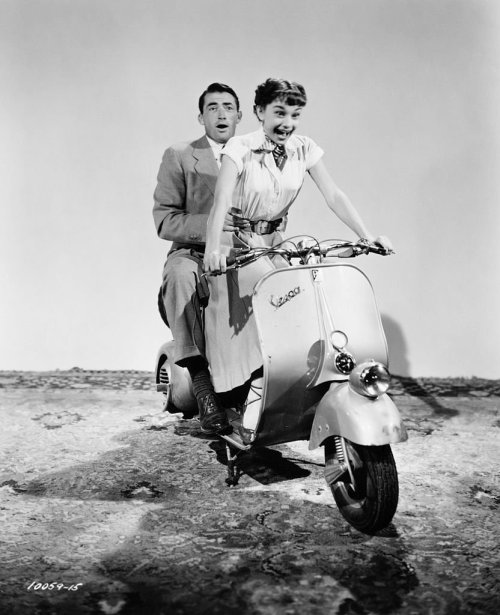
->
<box><xmin>160</xmin><ymin>248</ymin><xmax>207</xmax><ymax>367</ymax></box>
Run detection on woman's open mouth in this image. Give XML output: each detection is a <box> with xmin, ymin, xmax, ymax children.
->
<box><xmin>274</xmin><ymin>128</ymin><xmax>292</xmax><ymax>138</ymax></box>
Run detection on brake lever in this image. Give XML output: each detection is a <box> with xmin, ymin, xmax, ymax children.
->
<box><xmin>330</xmin><ymin>245</ymin><xmax>366</xmax><ymax>258</ymax></box>
<box><xmin>336</xmin><ymin>247</ymin><xmax>357</xmax><ymax>258</ymax></box>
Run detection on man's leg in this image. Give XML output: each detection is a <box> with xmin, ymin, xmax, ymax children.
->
<box><xmin>161</xmin><ymin>250</ymin><xmax>230</xmax><ymax>435</ymax></box>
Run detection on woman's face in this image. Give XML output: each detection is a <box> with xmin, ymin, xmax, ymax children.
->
<box><xmin>256</xmin><ymin>99</ymin><xmax>303</xmax><ymax>145</ymax></box>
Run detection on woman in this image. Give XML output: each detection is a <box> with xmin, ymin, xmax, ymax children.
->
<box><xmin>204</xmin><ymin>78</ymin><xmax>392</xmax><ymax>394</ymax></box>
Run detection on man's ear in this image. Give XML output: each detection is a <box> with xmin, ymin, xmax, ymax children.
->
<box><xmin>236</xmin><ymin>110</ymin><xmax>242</xmax><ymax>123</ymax></box>
<box><xmin>198</xmin><ymin>113</ymin><xmax>205</xmax><ymax>126</ymax></box>
<box><xmin>255</xmin><ymin>106</ymin><xmax>264</xmax><ymax>122</ymax></box>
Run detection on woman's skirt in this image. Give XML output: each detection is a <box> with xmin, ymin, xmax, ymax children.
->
<box><xmin>204</xmin><ymin>229</ymin><xmax>284</xmax><ymax>393</ymax></box>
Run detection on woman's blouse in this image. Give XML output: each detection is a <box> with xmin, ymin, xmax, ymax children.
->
<box><xmin>221</xmin><ymin>128</ymin><xmax>324</xmax><ymax>222</ymax></box>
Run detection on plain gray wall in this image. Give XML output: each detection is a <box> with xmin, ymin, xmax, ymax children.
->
<box><xmin>1</xmin><ymin>0</ymin><xmax>499</xmax><ymax>377</ymax></box>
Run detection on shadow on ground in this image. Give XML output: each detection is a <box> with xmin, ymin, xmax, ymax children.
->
<box><xmin>0</xmin><ymin>372</ymin><xmax>499</xmax><ymax>614</ymax></box>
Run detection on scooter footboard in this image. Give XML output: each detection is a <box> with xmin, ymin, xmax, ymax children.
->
<box><xmin>308</xmin><ymin>382</ymin><xmax>408</xmax><ymax>450</ymax></box>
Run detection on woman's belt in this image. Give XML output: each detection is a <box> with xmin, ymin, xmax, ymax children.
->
<box><xmin>248</xmin><ymin>218</ymin><xmax>283</xmax><ymax>235</ymax></box>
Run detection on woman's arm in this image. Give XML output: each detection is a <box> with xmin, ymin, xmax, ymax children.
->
<box><xmin>204</xmin><ymin>155</ymin><xmax>239</xmax><ymax>273</ymax></box>
<box><xmin>309</xmin><ymin>158</ymin><xmax>392</xmax><ymax>249</ymax></box>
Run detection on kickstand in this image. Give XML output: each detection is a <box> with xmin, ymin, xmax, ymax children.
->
<box><xmin>225</xmin><ymin>443</ymin><xmax>243</xmax><ymax>486</ymax></box>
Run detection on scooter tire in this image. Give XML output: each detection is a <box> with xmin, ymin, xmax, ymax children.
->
<box><xmin>326</xmin><ymin>440</ymin><xmax>399</xmax><ymax>535</ymax></box>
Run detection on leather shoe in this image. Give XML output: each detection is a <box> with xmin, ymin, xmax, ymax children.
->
<box><xmin>198</xmin><ymin>393</ymin><xmax>231</xmax><ymax>435</ymax></box>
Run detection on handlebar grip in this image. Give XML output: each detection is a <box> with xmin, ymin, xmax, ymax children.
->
<box><xmin>370</xmin><ymin>244</ymin><xmax>395</xmax><ymax>255</ymax></box>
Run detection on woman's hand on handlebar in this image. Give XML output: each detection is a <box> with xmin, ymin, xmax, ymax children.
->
<box><xmin>371</xmin><ymin>235</ymin><xmax>394</xmax><ymax>255</ymax></box>
<box><xmin>203</xmin><ymin>251</ymin><xmax>228</xmax><ymax>274</ymax></box>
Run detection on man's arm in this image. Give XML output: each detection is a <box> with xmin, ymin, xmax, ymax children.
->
<box><xmin>153</xmin><ymin>146</ymin><xmax>209</xmax><ymax>244</ymax></box>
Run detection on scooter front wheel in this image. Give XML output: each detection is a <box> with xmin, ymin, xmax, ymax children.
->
<box><xmin>325</xmin><ymin>438</ymin><xmax>398</xmax><ymax>534</ymax></box>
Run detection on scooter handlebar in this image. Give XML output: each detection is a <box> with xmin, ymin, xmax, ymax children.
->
<box><xmin>225</xmin><ymin>253</ymin><xmax>238</xmax><ymax>267</ymax></box>
<box><xmin>207</xmin><ymin>237</ymin><xmax>393</xmax><ymax>274</ymax></box>
<box><xmin>334</xmin><ymin>242</ymin><xmax>394</xmax><ymax>258</ymax></box>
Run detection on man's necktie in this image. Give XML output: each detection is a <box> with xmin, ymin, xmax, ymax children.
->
<box><xmin>272</xmin><ymin>144</ymin><xmax>287</xmax><ymax>171</ymax></box>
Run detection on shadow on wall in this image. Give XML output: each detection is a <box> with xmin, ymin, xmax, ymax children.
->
<box><xmin>382</xmin><ymin>313</ymin><xmax>411</xmax><ymax>377</ymax></box>
<box><xmin>382</xmin><ymin>313</ymin><xmax>458</xmax><ymax>416</ymax></box>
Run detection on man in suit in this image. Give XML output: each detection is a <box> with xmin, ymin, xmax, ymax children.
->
<box><xmin>153</xmin><ymin>83</ymin><xmax>242</xmax><ymax>435</ymax></box>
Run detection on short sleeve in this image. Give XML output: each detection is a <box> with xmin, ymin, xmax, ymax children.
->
<box><xmin>304</xmin><ymin>137</ymin><xmax>324</xmax><ymax>171</ymax></box>
<box><xmin>220</xmin><ymin>137</ymin><xmax>248</xmax><ymax>175</ymax></box>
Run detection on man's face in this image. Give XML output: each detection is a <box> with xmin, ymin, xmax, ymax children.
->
<box><xmin>198</xmin><ymin>92</ymin><xmax>241</xmax><ymax>143</ymax></box>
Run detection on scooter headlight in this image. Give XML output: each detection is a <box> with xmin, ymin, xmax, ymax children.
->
<box><xmin>349</xmin><ymin>361</ymin><xmax>391</xmax><ymax>398</ymax></box>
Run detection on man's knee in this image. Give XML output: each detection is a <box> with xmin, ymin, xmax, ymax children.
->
<box><xmin>163</xmin><ymin>253</ymin><xmax>202</xmax><ymax>296</ymax></box>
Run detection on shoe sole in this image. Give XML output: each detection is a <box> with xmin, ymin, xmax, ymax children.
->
<box><xmin>200</xmin><ymin>424</ymin><xmax>232</xmax><ymax>436</ymax></box>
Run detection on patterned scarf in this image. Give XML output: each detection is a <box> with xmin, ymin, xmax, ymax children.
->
<box><xmin>272</xmin><ymin>143</ymin><xmax>287</xmax><ymax>171</ymax></box>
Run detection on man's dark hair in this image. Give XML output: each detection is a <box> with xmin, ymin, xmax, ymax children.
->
<box><xmin>198</xmin><ymin>83</ymin><xmax>240</xmax><ymax>113</ymax></box>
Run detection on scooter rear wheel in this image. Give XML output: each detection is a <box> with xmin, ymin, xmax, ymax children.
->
<box><xmin>325</xmin><ymin>439</ymin><xmax>398</xmax><ymax>534</ymax></box>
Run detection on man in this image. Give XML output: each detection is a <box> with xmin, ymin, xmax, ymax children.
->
<box><xmin>153</xmin><ymin>83</ymin><xmax>242</xmax><ymax>435</ymax></box>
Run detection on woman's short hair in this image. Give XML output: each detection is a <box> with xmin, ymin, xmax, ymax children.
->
<box><xmin>198</xmin><ymin>83</ymin><xmax>240</xmax><ymax>113</ymax></box>
<box><xmin>254</xmin><ymin>78</ymin><xmax>307</xmax><ymax>116</ymax></box>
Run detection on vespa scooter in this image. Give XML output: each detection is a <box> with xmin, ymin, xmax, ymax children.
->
<box><xmin>155</xmin><ymin>237</ymin><xmax>407</xmax><ymax>534</ymax></box>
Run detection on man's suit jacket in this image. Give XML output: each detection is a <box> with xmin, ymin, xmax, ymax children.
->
<box><xmin>153</xmin><ymin>135</ymin><xmax>218</xmax><ymax>252</ymax></box>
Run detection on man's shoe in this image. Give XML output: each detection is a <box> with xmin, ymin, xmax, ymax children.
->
<box><xmin>198</xmin><ymin>393</ymin><xmax>232</xmax><ymax>435</ymax></box>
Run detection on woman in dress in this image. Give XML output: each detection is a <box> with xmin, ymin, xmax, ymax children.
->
<box><xmin>204</xmin><ymin>78</ymin><xmax>392</xmax><ymax>394</ymax></box>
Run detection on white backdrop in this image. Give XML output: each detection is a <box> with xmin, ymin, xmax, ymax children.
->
<box><xmin>1</xmin><ymin>0</ymin><xmax>499</xmax><ymax>377</ymax></box>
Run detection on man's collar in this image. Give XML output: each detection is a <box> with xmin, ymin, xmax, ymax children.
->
<box><xmin>206</xmin><ymin>135</ymin><xmax>225</xmax><ymax>150</ymax></box>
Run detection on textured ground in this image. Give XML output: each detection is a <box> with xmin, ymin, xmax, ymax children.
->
<box><xmin>0</xmin><ymin>370</ymin><xmax>499</xmax><ymax>615</ymax></box>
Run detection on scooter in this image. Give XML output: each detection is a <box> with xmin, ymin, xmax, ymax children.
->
<box><xmin>155</xmin><ymin>237</ymin><xmax>407</xmax><ymax>534</ymax></box>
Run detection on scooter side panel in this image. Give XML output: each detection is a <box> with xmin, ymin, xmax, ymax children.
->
<box><xmin>251</xmin><ymin>263</ymin><xmax>389</xmax><ymax>444</ymax></box>
<box><xmin>308</xmin><ymin>382</ymin><xmax>408</xmax><ymax>449</ymax></box>
<box><xmin>156</xmin><ymin>341</ymin><xmax>197</xmax><ymax>413</ymax></box>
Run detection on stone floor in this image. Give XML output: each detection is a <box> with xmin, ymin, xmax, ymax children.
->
<box><xmin>0</xmin><ymin>371</ymin><xmax>499</xmax><ymax>614</ymax></box>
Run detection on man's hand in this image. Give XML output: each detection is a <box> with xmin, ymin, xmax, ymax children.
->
<box><xmin>223</xmin><ymin>207</ymin><xmax>250</xmax><ymax>233</ymax></box>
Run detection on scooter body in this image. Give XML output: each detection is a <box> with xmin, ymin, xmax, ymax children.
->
<box><xmin>156</xmin><ymin>242</ymin><xmax>407</xmax><ymax>533</ymax></box>
<box><xmin>248</xmin><ymin>261</ymin><xmax>405</xmax><ymax>448</ymax></box>
<box><xmin>157</xmin><ymin>260</ymin><xmax>406</xmax><ymax>447</ymax></box>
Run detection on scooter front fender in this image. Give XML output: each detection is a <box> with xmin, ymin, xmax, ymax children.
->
<box><xmin>308</xmin><ymin>382</ymin><xmax>408</xmax><ymax>450</ymax></box>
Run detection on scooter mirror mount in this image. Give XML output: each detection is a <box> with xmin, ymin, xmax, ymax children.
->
<box><xmin>331</xmin><ymin>330</ymin><xmax>348</xmax><ymax>351</ymax></box>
